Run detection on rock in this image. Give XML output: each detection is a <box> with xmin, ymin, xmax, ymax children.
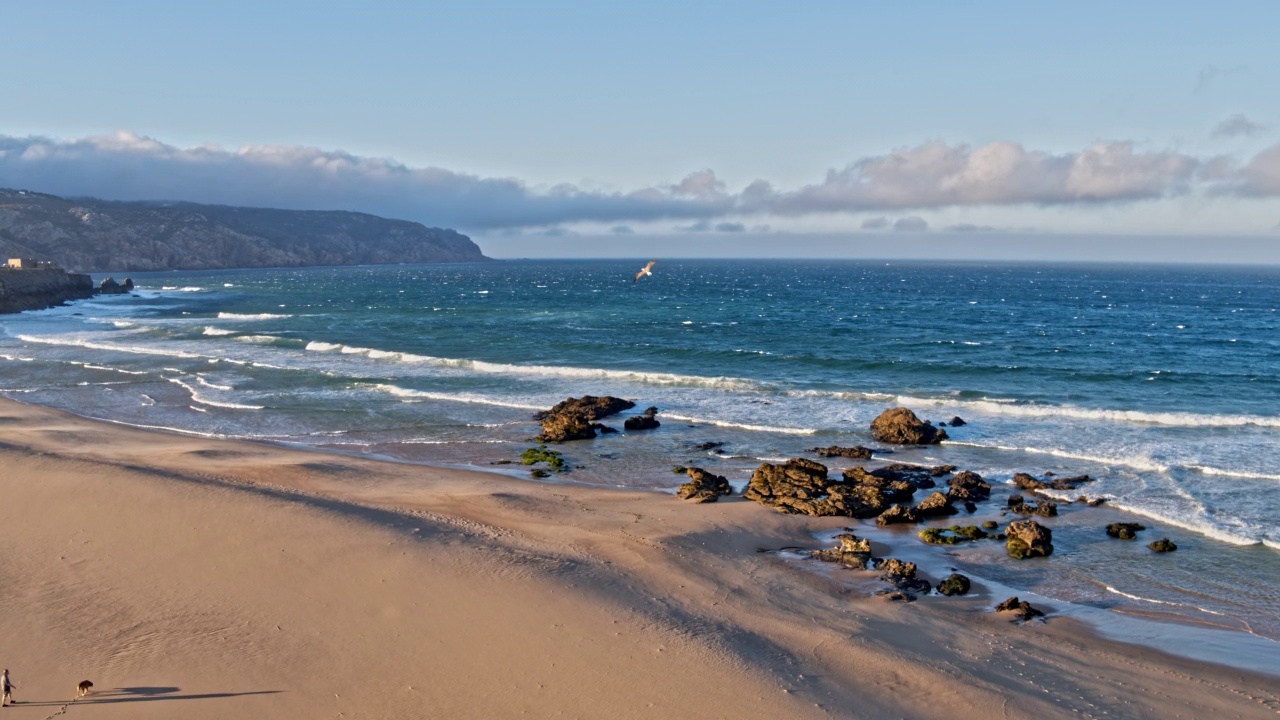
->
<box><xmin>624</xmin><ymin>406</ymin><xmax>661</xmax><ymax>431</ymax></box>
<box><xmin>915</xmin><ymin>491</ymin><xmax>958</xmax><ymax>519</ymax></box>
<box><xmin>591</xmin><ymin>423</ymin><xmax>618</xmax><ymax>434</ymax></box>
<box><xmin>536</xmin><ymin>412</ymin><xmax>597</xmax><ymax>443</ymax></box>
<box><xmin>97</xmin><ymin>276</ymin><xmax>134</xmax><ymax>294</ymax></box>
<box><xmin>808</xmin><ymin>445</ymin><xmax>874</xmax><ymax>459</ymax></box>
<box><xmin>870</xmin><ymin>407</ymin><xmax>948</xmax><ymax>445</ymax></box>
<box><xmin>811</xmin><ymin>533</ymin><xmax>872</xmax><ymax>569</ymax></box>
<box><xmin>1106</xmin><ymin>522</ymin><xmax>1146</xmax><ymax>540</ymax></box>
<box><xmin>1013</xmin><ymin>472</ymin><xmax>1094</xmax><ymax>492</ymax></box>
<box><xmin>1005</xmin><ymin>520</ymin><xmax>1054</xmax><ymax>559</ymax></box>
<box><xmin>535</xmin><ymin>395</ymin><xmax>637</xmax><ymax>442</ymax></box>
<box><xmin>1148</xmin><ymin>538</ymin><xmax>1178</xmax><ymax>552</ymax></box>
<box><xmin>692</xmin><ymin>441</ymin><xmax>724</xmax><ymax>451</ymax></box>
<box><xmin>676</xmin><ymin>467</ymin><xmax>732</xmax><ymax>503</ymax></box>
<box><xmin>535</xmin><ymin>395</ymin><xmax>635</xmax><ymax>422</ymax></box>
<box><xmin>995</xmin><ymin>596</ymin><xmax>1045</xmax><ymax>621</ymax></box>
<box><xmin>878</xmin><ymin>590</ymin><xmax>915</xmax><ymax>602</ymax></box>
<box><xmin>840</xmin><ymin>467</ymin><xmax>917</xmax><ymax>503</ymax></box>
<box><xmin>744</xmin><ymin>458</ymin><xmax>887</xmax><ymax>517</ymax></box>
<box><xmin>919</xmin><ymin>525</ymin><xmax>990</xmax><ymax>545</ymax></box>
<box><xmin>875</xmin><ymin>504</ymin><xmax>920</xmax><ymax>526</ymax></box>
<box><xmin>937</xmin><ymin>573</ymin><xmax>971</xmax><ymax>596</ymax></box>
<box><xmin>0</xmin><ymin>266</ymin><xmax>95</xmax><ymax>313</ymax></box>
<box><xmin>948</xmin><ymin>416</ymin><xmax>966</xmax><ymax>427</ymax></box>
<box><xmin>946</xmin><ymin>470</ymin><xmax>991</xmax><ymax>502</ymax></box>
<box><xmin>877</xmin><ymin>557</ymin><xmax>932</xmax><ymax>595</ymax></box>
<box><xmin>1007</xmin><ymin>495</ymin><xmax>1058</xmax><ymax>517</ymax></box>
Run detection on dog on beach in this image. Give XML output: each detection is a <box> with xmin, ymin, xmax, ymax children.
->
<box><xmin>76</xmin><ymin>680</ymin><xmax>93</xmax><ymax>697</ymax></box>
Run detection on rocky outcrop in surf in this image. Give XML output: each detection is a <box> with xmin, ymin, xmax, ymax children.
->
<box><xmin>534</xmin><ymin>395</ymin><xmax>635</xmax><ymax>442</ymax></box>
<box><xmin>870</xmin><ymin>407</ymin><xmax>948</xmax><ymax>445</ymax></box>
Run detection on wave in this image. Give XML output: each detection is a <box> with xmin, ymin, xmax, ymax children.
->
<box><xmin>216</xmin><ymin>312</ymin><xmax>293</xmax><ymax>320</ymax></box>
<box><xmin>166</xmin><ymin>376</ymin><xmax>263</xmax><ymax>410</ymax></box>
<box><xmin>306</xmin><ymin>340</ymin><xmax>758</xmax><ymax>389</ymax></box>
<box><xmin>235</xmin><ymin>335</ymin><xmax>285</xmax><ymax>344</ymax></box>
<box><xmin>946</xmin><ymin>440</ymin><xmax>1172</xmax><ymax>474</ymax></box>
<box><xmin>195</xmin><ymin>375</ymin><xmax>234</xmax><ymax>391</ymax></box>
<box><xmin>372</xmin><ymin>384</ymin><xmax>545</xmax><ymax>411</ymax></box>
<box><xmin>896</xmin><ymin>396</ymin><xmax>1280</xmax><ymax>429</ymax></box>
<box><xmin>203</xmin><ymin>327</ymin><xmax>236</xmax><ymax>336</ymax></box>
<box><xmin>73</xmin><ymin>362</ymin><xmax>150</xmax><ymax>376</ymax></box>
<box><xmin>17</xmin><ymin>334</ymin><xmax>208</xmax><ymax>360</ymax></box>
<box><xmin>1101</xmin><ymin>499</ymin><xmax>1262</xmax><ymax>547</ymax></box>
<box><xmin>1103</xmin><ymin>586</ymin><xmax>1227</xmax><ymax>616</ymax></box>
<box><xmin>160</xmin><ymin>286</ymin><xmax>205</xmax><ymax>292</ymax></box>
<box><xmin>1187</xmin><ymin>465</ymin><xmax>1280</xmax><ymax>483</ymax></box>
<box><xmin>660</xmin><ymin>412</ymin><xmax>817</xmax><ymax>435</ymax></box>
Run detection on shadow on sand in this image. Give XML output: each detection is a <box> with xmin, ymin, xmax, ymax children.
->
<box><xmin>17</xmin><ymin>686</ymin><xmax>281</xmax><ymax>707</ymax></box>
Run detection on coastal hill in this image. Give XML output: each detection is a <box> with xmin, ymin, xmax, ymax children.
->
<box><xmin>0</xmin><ymin>188</ymin><xmax>490</xmax><ymax>272</ymax></box>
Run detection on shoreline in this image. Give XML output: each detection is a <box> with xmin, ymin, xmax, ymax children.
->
<box><xmin>0</xmin><ymin>396</ymin><xmax>1277</xmax><ymax>719</ymax></box>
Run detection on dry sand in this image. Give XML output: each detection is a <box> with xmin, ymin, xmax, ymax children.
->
<box><xmin>0</xmin><ymin>397</ymin><xmax>1275</xmax><ymax>719</ymax></box>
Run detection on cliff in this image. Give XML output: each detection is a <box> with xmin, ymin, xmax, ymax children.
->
<box><xmin>0</xmin><ymin>189</ymin><xmax>490</xmax><ymax>272</ymax></box>
<box><xmin>0</xmin><ymin>267</ymin><xmax>95</xmax><ymax>313</ymax></box>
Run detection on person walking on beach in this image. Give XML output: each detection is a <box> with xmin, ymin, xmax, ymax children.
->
<box><xmin>2</xmin><ymin>669</ymin><xmax>14</xmax><ymax>706</ymax></box>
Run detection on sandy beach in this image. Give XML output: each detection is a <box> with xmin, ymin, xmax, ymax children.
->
<box><xmin>0</xmin><ymin>397</ymin><xmax>1275</xmax><ymax>719</ymax></box>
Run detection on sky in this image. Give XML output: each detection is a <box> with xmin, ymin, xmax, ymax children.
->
<box><xmin>1</xmin><ymin>1</ymin><xmax>1278</xmax><ymax>262</ymax></box>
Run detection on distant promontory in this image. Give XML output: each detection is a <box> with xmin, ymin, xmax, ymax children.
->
<box><xmin>0</xmin><ymin>188</ymin><xmax>490</xmax><ymax>272</ymax></box>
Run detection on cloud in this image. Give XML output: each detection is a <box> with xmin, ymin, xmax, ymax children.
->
<box><xmin>610</xmin><ymin>225</ymin><xmax>635</xmax><ymax>234</ymax></box>
<box><xmin>892</xmin><ymin>216</ymin><xmax>929</xmax><ymax>232</ymax></box>
<box><xmin>946</xmin><ymin>223</ymin><xmax>997</xmax><ymax>233</ymax></box>
<box><xmin>745</xmin><ymin>141</ymin><xmax>1201</xmax><ymax>214</ymax></box>
<box><xmin>0</xmin><ymin>132</ymin><xmax>733</xmax><ymax>231</ymax></box>
<box><xmin>1212</xmin><ymin>113</ymin><xmax>1267</xmax><ymax>138</ymax></box>
<box><xmin>0</xmin><ymin>131</ymin><xmax>1272</xmax><ymax>233</ymax></box>
<box><xmin>1223</xmin><ymin>143</ymin><xmax>1280</xmax><ymax>197</ymax></box>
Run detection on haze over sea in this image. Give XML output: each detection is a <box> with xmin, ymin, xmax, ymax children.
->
<box><xmin>3</xmin><ymin>259</ymin><xmax>1278</xmax><ymax>648</ymax></box>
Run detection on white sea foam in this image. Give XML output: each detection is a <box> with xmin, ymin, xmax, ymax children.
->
<box><xmin>661</xmin><ymin>412</ymin><xmax>817</xmax><ymax>435</ymax></box>
<box><xmin>946</xmin><ymin>440</ymin><xmax>1173</xmax><ymax>474</ymax></box>
<box><xmin>306</xmin><ymin>340</ymin><xmax>758</xmax><ymax>389</ymax></box>
<box><xmin>1187</xmin><ymin>465</ymin><xmax>1280</xmax><ymax>483</ymax></box>
<box><xmin>235</xmin><ymin>335</ymin><xmax>282</xmax><ymax>344</ymax></box>
<box><xmin>17</xmin><ymin>334</ymin><xmax>208</xmax><ymax>360</ymax></box>
<box><xmin>166</xmin><ymin>376</ymin><xmax>263</xmax><ymax>410</ymax></box>
<box><xmin>1102</xmin><ymin>499</ymin><xmax>1261</xmax><ymax>547</ymax></box>
<box><xmin>195</xmin><ymin>375</ymin><xmax>234</xmax><ymax>391</ymax></box>
<box><xmin>1104</xmin><ymin>586</ymin><xmax>1227</xmax><ymax>616</ymax></box>
<box><xmin>372</xmin><ymin>383</ymin><xmax>544</xmax><ymax>411</ymax></box>
<box><xmin>203</xmin><ymin>327</ymin><xmax>235</xmax><ymax>336</ymax></box>
<box><xmin>216</xmin><ymin>312</ymin><xmax>292</xmax><ymax>320</ymax></box>
<box><xmin>897</xmin><ymin>395</ymin><xmax>1280</xmax><ymax>429</ymax></box>
<box><xmin>75</xmin><ymin>363</ymin><xmax>150</xmax><ymax>376</ymax></box>
<box><xmin>160</xmin><ymin>286</ymin><xmax>205</xmax><ymax>292</ymax></box>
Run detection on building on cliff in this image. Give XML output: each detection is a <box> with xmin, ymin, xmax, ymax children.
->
<box><xmin>6</xmin><ymin>258</ymin><xmax>60</xmax><ymax>270</ymax></box>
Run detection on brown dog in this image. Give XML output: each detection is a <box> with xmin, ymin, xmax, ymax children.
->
<box><xmin>76</xmin><ymin>680</ymin><xmax>93</xmax><ymax>697</ymax></box>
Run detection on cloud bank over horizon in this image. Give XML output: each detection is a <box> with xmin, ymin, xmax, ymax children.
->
<box><xmin>1</xmin><ymin>131</ymin><xmax>1277</xmax><ymax>234</ymax></box>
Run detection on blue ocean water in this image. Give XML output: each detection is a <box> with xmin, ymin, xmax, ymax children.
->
<box><xmin>2</xmin><ymin>259</ymin><xmax>1278</xmax><ymax>646</ymax></box>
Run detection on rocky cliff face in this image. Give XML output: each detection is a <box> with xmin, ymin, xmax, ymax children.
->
<box><xmin>0</xmin><ymin>189</ymin><xmax>490</xmax><ymax>272</ymax></box>
<box><xmin>0</xmin><ymin>267</ymin><xmax>95</xmax><ymax>313</ymax></box>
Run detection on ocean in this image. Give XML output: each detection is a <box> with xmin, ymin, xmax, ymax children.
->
<box><xmin>2</xmin><ymin>259</ymin><xmax>1278</xmax><ymax>658</ymax></box>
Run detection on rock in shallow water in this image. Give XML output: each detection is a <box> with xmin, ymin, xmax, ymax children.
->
<box><xmin>869</xmin><ymin>407</ymin><xmax>948</xmax><ymax>445</ymax></box>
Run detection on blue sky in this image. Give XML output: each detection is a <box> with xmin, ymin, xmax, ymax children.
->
<box><xmin>2</xmin><ymin>1</ymin><xmax>1278</xmax><ymax>261</ymax></box>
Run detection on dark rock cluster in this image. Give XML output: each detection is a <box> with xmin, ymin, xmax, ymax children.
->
<box><xmin>676</xmin><ymin>467</ymin><xmax>732</xmax><ymax>503</ymax></box>
<box><xmin>534</xmin><ymin>395</ymin><xmax>636</xmax><ymax>442</ymax></box>
<box><xmin>870</xmin><ymin>407</ymin><xmax>948</xmax><ymax>445</ymax></box>
<box><xmin>995</xmin><ymin>596</ymin><xmax>1045</xmax><ymax>621</ymax></box>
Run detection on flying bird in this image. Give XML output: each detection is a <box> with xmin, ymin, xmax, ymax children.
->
<box><xmin>633</xmin><ymin>260</ymin><xmax>657</xmax><ymax>284</ymax></box>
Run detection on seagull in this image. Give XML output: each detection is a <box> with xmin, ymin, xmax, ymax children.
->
<box><xmin>633</xmin><ymin>260</ymin><xmax>657</xmax><ymax>284</ymax></box>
